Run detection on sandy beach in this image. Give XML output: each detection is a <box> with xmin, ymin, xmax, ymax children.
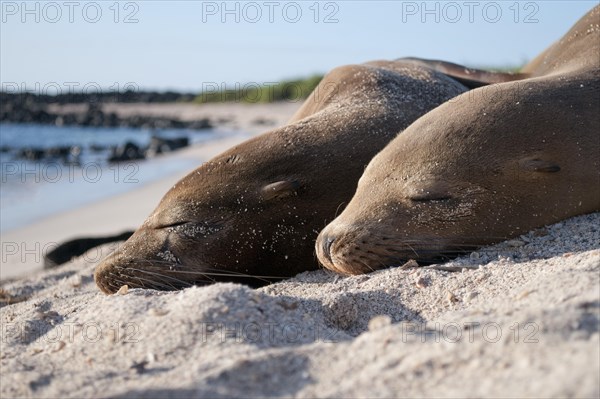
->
<box><xmin>1</xmin><ymin>102</ymin><xmax>599</xmax><ymax>398</ymax></box>
<box><xmin>3</xmin><ymin>2</ymin><xmax>599</xmax><ymax>397</ymax></box>
<box><xmin>1</xmin><ymin>213</ymin><xmax>598</xmax><ymax>397</ymax></box>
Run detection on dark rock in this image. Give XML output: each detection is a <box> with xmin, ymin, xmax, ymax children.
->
<box><xmin>1</xmin><ymin>92</ymin><xmax>209</xmax><ymax>130</ymax></box>
<box><xmin>188</xmin><ymin>118</ymin><xmax>213</xmax><ymax>130</ymax></box>
<box><xmin>89</xmin><ymin>144</ymin><xmax>107</xmax><ymax>152</ymax></box>
<box><xmin>17</xmin><ymin>148</ymin><xmax>45</xmax><ymax>161</ymax></box>
<box><xmin>252</xmin><ymin>117</ymin><xmax>275</xmax><ymax>126</ymax></box>
<box><xmin>1</xmin><ymin>90</ymin><xmax>199</xmax><ymax>106</ymax></box>
<box><xmin>15</xmin><ymin>145</ymin><xmax>82</xmax><ymax>164</ymax></box>
<box><xmin>45</xmin><ymin>146</ymin><xmax>71</xmax><ymax>159</ymax></box>
<box><xmin>108</xmin><ymin>141</ymin><xmax>145</xmax><ymax>162</ymax></box>
<box><xmin>216</xmin><ymin>116</ymin><xmax>234</xmax><ymax>124</ymax></box>
<box><xmin>65</xmin><ymin>146</ymin><xmax>82</xmax><ymax>165</ymax></box>
<box><xmin>104</xmin><ymin>112</ymin><xmax>119</xmax><ymax>127</ymax></box>
<box><xmin>146</xmin><ymin>135</ymin><xmax>190</xmax><ymax>157</ymax></box>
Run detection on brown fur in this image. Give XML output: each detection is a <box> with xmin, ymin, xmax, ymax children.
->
<box><xmin>316</xmin><ymin>6</ymin><xmax>600</xmax><ymax>274</ymax></box>
<box><xmin>94</xmin><ymin>60</ymin><xmax>476</xmax><ymax>293</ymax></box>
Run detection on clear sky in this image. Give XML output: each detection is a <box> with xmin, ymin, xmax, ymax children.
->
<box><xmin>1</xmin><ymin>1</ymin><xmax>596</xmax><ymax>92</ymax></box>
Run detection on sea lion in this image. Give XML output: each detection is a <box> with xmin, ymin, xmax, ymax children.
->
<box><xmin>44</xmin><ymin>231</ymin><xmax>134</xmax><ymax>269</ymax></box>
<box><xmin>95</xmin><ymin>59</ymin><xmax>526</xmax><ymax>293</ymax></box>
<box><xmin>315</xmin><ymin>6</ymin><xmax>600</xmax><ymax>274</ymax></box>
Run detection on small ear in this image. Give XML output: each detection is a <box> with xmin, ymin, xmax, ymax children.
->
<box><xmin>520</xmin><ymin>159</ymin><xmax>561</xmax><ymax>173</ymax></box>
<box><xmin>260</xmin><ymin>180</ymin><xmax>300</xmax><ymax>201</ymax></box>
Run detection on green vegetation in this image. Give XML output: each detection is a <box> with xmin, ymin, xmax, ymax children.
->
<box><xmin>194</xmin><ymin>75</ymin><xmax>323</xmax><ymax>104</ymax></box>
<box><xmin>192</xmin><ymin>64</ymin><xmax>525</xmax><ymax>104</ymax></box>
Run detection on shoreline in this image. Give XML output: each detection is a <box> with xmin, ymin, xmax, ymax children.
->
<box><xmin>1</xmin><ymin>100</ymin><xmax>303</xmax><ymax>134</ymax></box>
<box><xmin>1</xmin><ymin>101</ymin><xmax>302</xmax><ymax>167</ymax></box>
<box><xmin>0</xmin><ymin>133</ymin><xmax>253</xmax><ymax>280</ymax></box>
<box><xmin>0</xmin><ymin>127</ymin><xmax>242</xmax><ymax>233</ymax></box>
<box><xmin>0</xmin><ymin>102</ymin><xmax>301</xmax><ymax>280</ymax></box>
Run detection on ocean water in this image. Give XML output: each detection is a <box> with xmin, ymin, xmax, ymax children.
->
<box><xmin>0</xmin><ymin>123</ymin><xmax>227</xmax><ymax>232</ymax></box>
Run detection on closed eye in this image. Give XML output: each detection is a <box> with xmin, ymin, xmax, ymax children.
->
<box><xmin>167</xmin><ymin>222</ymin><xmax>223</xmax><ymax>239</ymax></box>
<box><xmin>409</xmin><ymin>194</ymin><xmax>452</xmax><ymax>202</ymax></box>
<box><xmin>156</xmin><ymin>221</ymin><xmax>191</xmax><ymax>229</ymax></box>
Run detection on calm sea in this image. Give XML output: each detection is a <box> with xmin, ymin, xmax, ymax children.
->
<box><xmin>0</xmin><ymin>123</ymin><xmax>228</xmax><ymax>232</ymax></box>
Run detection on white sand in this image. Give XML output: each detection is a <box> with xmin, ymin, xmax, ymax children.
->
<box><xmin>1</xmin><ymin>102</ymin><xmax>599</xmax><ymax>397</ymax></box>
<box><xmin>0</xmin><ymin>213</ymin><xmax>598</xmax><ymax>398</ymax></box>
<box><xmin>48</xmin><ymin>102</ymin><xmax>302</xmax><ymax>135</ymax></box>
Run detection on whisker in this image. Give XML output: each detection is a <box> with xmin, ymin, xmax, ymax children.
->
<box><xmin>404</xmin><ymin>242</ymin><xmax>419</xmax><ymax>258</ymax></box>
<box><xmin>108</xmin><ymin>272</ymin><xmax>131</xmax><ymax>287</ymax></box>
<box><xmin>355</xmin><ymin>258</ymin><xmax>376</xmax><ymax>273</ymax></box>
<box><xmin>166</xmin><ymin>269</ymin><xmax>287</xmax><ymax>282</ymax></box>
<box><xmin>122</xmin><ymin>273</ymin><xmax>175</xmax><ymax>291</ymax></box>
<box><xmin>334</xmin><ymin>202</ymin><xmax>346</xmax><ymax>218</ymax></box>
<box><xmin>128</xmin><ymin>268</ymin><xmax>198</xmax><ymax>287</ymax></box>
<box><xmin>122</xmin><ymin>257</ymin><xmax>288</xmax><ymax>281</ymax></box>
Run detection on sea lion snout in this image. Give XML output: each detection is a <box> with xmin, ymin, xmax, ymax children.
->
<box><xmin>316</xmin><ymin>222</ymin><xmax>392</xmax><ymax>275</ymax></box>
<box><xmin>94</xmin><ymin>250</ymin><xmax>137</xmax><ymax>294</ymax></box>
<box><xmin>93</xmin><ymin>226</ymin><xmax>194</xmax><ymax>293</ymax></box>
<box><xmin>316</xmin><ymin>217</ymin><xmax>466</xmax><ymax>275</ymax></box>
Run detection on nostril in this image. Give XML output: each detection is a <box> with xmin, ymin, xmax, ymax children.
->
<box><xmin>322</xmin><ymin>235</ymin><xmax>335</xmax><ymax>262</ymax></box>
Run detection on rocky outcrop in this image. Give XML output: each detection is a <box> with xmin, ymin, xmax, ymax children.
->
<box><xmin>0</xmin><ymin>98</ymin><xmax>213</xmax><ymax>130</ymax></box>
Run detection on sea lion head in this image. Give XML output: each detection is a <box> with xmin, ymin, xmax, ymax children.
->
<box><xmin>316</xmin><ymin>74</ymin><xmax>600</xmax><ymax>274</ymax></box>
<box><xmin>94</xmin><ymin>135</ymin><xmax>319</xmax><ymax>293</ymax></box>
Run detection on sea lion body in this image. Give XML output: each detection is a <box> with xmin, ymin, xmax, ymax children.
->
<box><xmin>95</xmin><ymin>60</ymin><xmax>477</xmax><ymax>293</ymax></box>
<box><xmin>316</xmin><ymin>6</ymin><xmax>600</xmax><ymax>274</ymax></box>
